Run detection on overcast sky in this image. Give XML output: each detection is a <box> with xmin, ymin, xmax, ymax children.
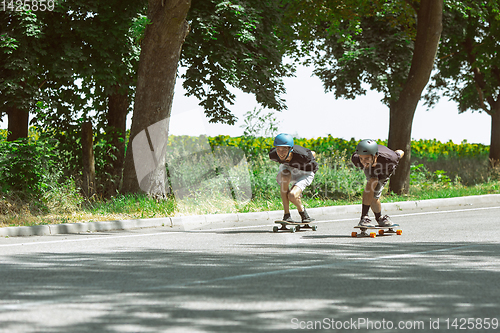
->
<box><xmin>168</xmin><ymin>65</ymin><xmax>491</xmax><ymax>145</ymax></box>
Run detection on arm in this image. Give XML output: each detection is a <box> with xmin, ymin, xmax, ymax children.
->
<box><xmin>311</xmin><ymin>150</ymin><xmax>316</xmax><ymax>159</ymax></box>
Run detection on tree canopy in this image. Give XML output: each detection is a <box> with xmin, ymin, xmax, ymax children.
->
<box><xmin>427</xmin><ymin>0</ymin><xmax>500</xmax><ymax>165</ymax></box>
<box><xmin>180</xmin><ymin>0</ymin><xmax>294</xmax><ymax>125</ymax></box>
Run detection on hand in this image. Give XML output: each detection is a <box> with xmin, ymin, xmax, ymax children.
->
<box><xmin>395</xmin><ymin>150</ymin><xmax>405</xmax><ymax>159</ymax></box>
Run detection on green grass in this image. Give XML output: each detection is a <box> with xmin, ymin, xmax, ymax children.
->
<box><xmin>1</xmin><ymin>180</ymin><xmax>498</xmax><ymax>228</ymax></box>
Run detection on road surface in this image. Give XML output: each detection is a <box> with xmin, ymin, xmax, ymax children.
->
<box><xmin>1</xmin><ymin>203</ymin><xmax>499</xmax><ymax>332</ymax></box>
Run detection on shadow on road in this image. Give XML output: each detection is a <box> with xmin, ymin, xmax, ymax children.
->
<box><xmin>1</xmin><ymin>241</ymin><xmax>499</xmax><ymax>332</ymax></box>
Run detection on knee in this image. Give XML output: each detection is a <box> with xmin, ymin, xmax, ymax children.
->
<box><xmin>288</xmin><ymin>188</ymin><xmax>301</xmax><ymax>201</ymax></box>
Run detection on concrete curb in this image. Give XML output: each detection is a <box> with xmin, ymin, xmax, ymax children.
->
<box><xmin>1</xmin><ymin>194</ymin><xmax>499</xmax><ymax>237</ymax></box>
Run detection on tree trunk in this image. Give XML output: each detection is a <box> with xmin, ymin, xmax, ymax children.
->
<box><xmin>6</xmin><ymin>107</ymin><xmax>29</xmax><ymax>141</ymax></box>
<box><xmin>82</xmin><ymin>121</ymin><xmax>96</xmax><ymax>198</ymax></box>
<box><xmin>105</xmin><ymin>88</ymin><xmax>129</xmax><ymax>196</ymax></box>
<box><xmin>388</xmin><ymin>100</ymin><xmax>414</xmax><ymax>194</ymax></box>
<box><xmin>388</xmin><ymin>0</ymin><xmax>443</xmax><ymax>194</ymax></box>
<box><xmin>490</xmin><ymin>104</ymin><xmax>500</xmax><ymax>168</ymax></box>
<box><xmin>121</xmin><ymin>0</ymin><xmax>191</xmax><ymax>196</ymax></box>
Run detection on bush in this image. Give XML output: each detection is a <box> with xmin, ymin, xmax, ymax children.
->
<box><xmin>0</xmin><ymin>136</ymin><xmax>60</xmax><ymax>194</ymax></box>
<box><xmin>304</xmin><ymin>151</ymin><xmax>365</xmax><ymax>200</ymax></box>
<box><xmin>0</xmin><ymin>135</ymin><xmax>84</xmax><ymax>217</ymax></box>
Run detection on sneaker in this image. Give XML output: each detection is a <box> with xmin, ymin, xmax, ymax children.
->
<box><xmin>358</xmin><ymin>216</ymin><xmax>374</xmax><ymax>227</ymax></box>
<box><xmin>299</xmin><ymin>209</ymin><xmax>315</xmax><ymax>223</ymax></box>
<box><xmin>282</xmin><ymin>213</ymin><xmax>295</xmax><ymax>223</ymax></box>
<box><xmin>377</xmin><ymin>215</ymin><xmax>393</xmax><ymax>227</ymax></box>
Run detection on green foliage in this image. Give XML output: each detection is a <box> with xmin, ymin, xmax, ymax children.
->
<box><xmin>304</xmin><ymin>151</ymin><xmax>365</xmax><ymax>200</ymax></box>
<box><xmin>0</xmin><ymin>136</ymin><xmax>60</xmax><ymax>194</ymax></box>
<box><xmin>181</xmin><ymin>0</ymin><xmax>293</xmax><ymax>124</ymax></box>
<box><xmin>410</xmin><ymin>139</ymin><xmax>489</xmax><ymax>160</ymax></box>
<box><xmin>208</xmin><ymin>135</ymin><xmax>372</xmax><ymax>161</ymax></box>
<box><xmin>280</xmin><ymin>0</ymin><xmax>418</xmax><ymax>104</ymax></box>
<box><xmin>0</xmin><ymin>10</ymin><xmax>45</xmax><ymax>114</ymax></box>
<box><xmin>37</xmin><ymin>122</ymin><xmax>125</xmax><ymax>195</ymax></box>
<box><xmin>86</xmin><ymin>193</ymin><xmax>176</xmax><ymax>218</ymax></box>
<box><xmin>42</xmin><ymin>177</ymin><xmax>83</xmax><ymax>214</ymax></box>
<box><xmin>410</xmin><ymin>163</ymin><xmax>454</xmax><ymax>190</ymax></box>
<box><xmin>30</xmin><ymin>0</ymin><xmax>146</xmax><ymax>132</ymax></box>
<box><xmin>130</xmin><ymin>15</ymin><xmax>151</xmax><ymax>46</ymax></box>
<box><xmin>426</xmin><ymin>0</ymin><xmax>500</xmax><ymax>114</ymax></box>
<box><xmin>410</xmin><ymin>163</ymin><xmax>429</xmax><ymax>186</ymax></box>
<box><xmin>1</xmin><ymin>130</ymin><xmax>498</xmax><ymax>226</ymax></box>
<box><xmin>207</xmin><ymin>135</ymin><xmax>490</xmax><ymax>162</ymax></box>
<box><xmin>240</xmin><ymin>107</ymin><xmax>280</xmax><ymax>138</ymax></box>
<box><xmin>0</xmin><ymin>131</ymin><xmax>494</xmax><ymax>224</ymax></box>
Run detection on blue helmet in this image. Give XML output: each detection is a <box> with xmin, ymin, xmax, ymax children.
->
<box><xmin>273</xmin><ymin>133</ymin><xmax>294</xmax><ymax>147</ymax></box>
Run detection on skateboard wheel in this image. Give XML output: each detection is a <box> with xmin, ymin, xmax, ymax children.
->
<box><xmin>273</xmin><ymin>226</ymin><xmax>279</xmax><ymax>233</ymax></box>
<box><xmin>397</xmin><ymin>229</ymin><xmax>403</xmax><ymax>235</ymax></box>
<box><xmin>312</xmin><ymin>225</ymin><xmax>318</xmax><ymax>231</ymax></box>
<box><xmin>290</xmin><ymin>226</ymin><xmax>296</xmax><ymax>233</ymax></box>
<box><xmin>378</xmin><ymin>230</ymin><xmax>384</xmax><ymax>236</ymax></box>
<box><xmin>351</xmin><ymin>231</ymin><xmax>358</xmax><ymax>238</ymax></box>
<box><xmin>296</xmin><ymin>225</ymin><xmax>301</xmax><ymax>231</ymax></box>
<box><xmin>370</xmin><ymin>232</ymin><xmax>376</xmax><ymax>238</ymax></box>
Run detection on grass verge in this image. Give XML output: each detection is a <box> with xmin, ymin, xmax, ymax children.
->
<box><xmin>1</xmin><ymin>180</ymin><xmax>498</xmax><ymax>228</ymax></box>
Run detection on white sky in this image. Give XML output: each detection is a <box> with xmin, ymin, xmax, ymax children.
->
<box><xmin>168</xmin><ymin>65</ymin><xmax>492</xmax><ymax>145</ymax></box>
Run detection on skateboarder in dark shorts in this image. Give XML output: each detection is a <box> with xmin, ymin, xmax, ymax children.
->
<box><xmin>351</xmin><ymin>139</ymin><xmax>405</xmax><ymax>227</ymax></box>
<box><xmin>269</xmin><ymin>133</ymin><xmax>318</xmax><ymax>223</ymax></box>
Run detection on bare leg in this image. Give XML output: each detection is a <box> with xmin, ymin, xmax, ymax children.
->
<box><xmin>288</xmin><ymin>185</ymin><xmax>304</xmax><ymax>212</ymax></box>
<box><xmin>371</xmin><ymin>198</ymin><xmax>382</xmax><ymax>215</ymax></box>
<box><xmin>362</xmin><ymin>178</ymin><xmax>379</xmax><ymax>211</ymax></box>
<box><xmin>278</xmin><ymin>171</ymin><xmax>291</xmax><ymax>215</ymax></box>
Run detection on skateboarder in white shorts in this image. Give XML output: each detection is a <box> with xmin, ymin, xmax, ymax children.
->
<box><xmin>351</xmin><ymin>139</ymin><xmax>404</xmax><ymax>227</ymax></box>
<box><xmin>269</xmin><ymin>133</ymin><xmax>318</xmax><ymax>223</ymax></box>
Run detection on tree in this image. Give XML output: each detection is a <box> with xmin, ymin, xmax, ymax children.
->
<box><xmin>426</xmin><ymin>0</ymin><xmax>500</xmax><ymax>167</ymax></box>
<box><xmin>121</xmin><ymin>0</ymin><xmax>191</xmax><ymax>196</ymax></box>
<box><xmin>64</xmin><ymin>0</ymin><xmax>146</xmax><ymax>195</ymax></box>
<box><xmin>0</xmin><ymin>11</ymin><xmax>44</xmax><ymax>141</ymax></box>
<box><xmin>20</xmin><ymin>0</ymin><xmax>145</xmax><ymax>196</ymax></box>
<box><xmin>121</xmin><ymin>0</ymin><xmax>293</xmax><ymax>195</ymax></box>
<box><xmin>386</xmin><ymin>0</ymin><xmax>443</xmax><ymax>194</ymax></box>
<box><xmin>283</xmin><ymin>0</ymin><xmax>443</xmax><ymax>194</ymax></box>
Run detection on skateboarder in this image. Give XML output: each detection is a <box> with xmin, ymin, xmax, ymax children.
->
<box><xmin>269</xmin><ymin>133</ymin><xmax>318</xmax><ymax>223</ymax></box>
<box><xmin>351</xmin><ymin>139</ymin><xmax>404</xmax><ymax>227</ymax></box>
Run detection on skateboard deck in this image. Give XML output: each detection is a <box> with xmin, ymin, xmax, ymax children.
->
<box><xmin>352</xmin><ymin>224</ymin><xmax>402</xmax><ymax>238</ymax></box>
<box><xmin>273</xmin><ymin>220</ymin><xmax>318</xmax><ymax>233</ymax></box>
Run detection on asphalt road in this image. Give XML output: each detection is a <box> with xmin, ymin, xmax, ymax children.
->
<box><xmin>1</xmin><ymin>203</ymin><xmax>499</xmax><ymax>332</ymax></box>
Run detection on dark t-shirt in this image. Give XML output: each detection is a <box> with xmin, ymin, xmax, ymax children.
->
<box><xmin>269</xmin><ymin>145</ymin><xmax>319</xmax><ymax>173</ymax></box>
<box><xmin>351</xmin><ymin>145</ymin><xmax>400</xmax><ymax>179</ymax></box>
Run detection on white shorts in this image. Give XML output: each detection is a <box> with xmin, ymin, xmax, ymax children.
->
<box><xmin>276</xmin><ymin>164</ymin><xmax>315</xmax><ymax>191</ymax></box>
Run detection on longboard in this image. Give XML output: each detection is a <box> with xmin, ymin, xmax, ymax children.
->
<box><xmin>352</xmin><ymin>224</ymin><xmax>402</xmax><ymax>238</ymax></box>
<box><xmin>273</xmin><ymin>220</ymin><xmax>318</xmax><ymax>233</ymax></box>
